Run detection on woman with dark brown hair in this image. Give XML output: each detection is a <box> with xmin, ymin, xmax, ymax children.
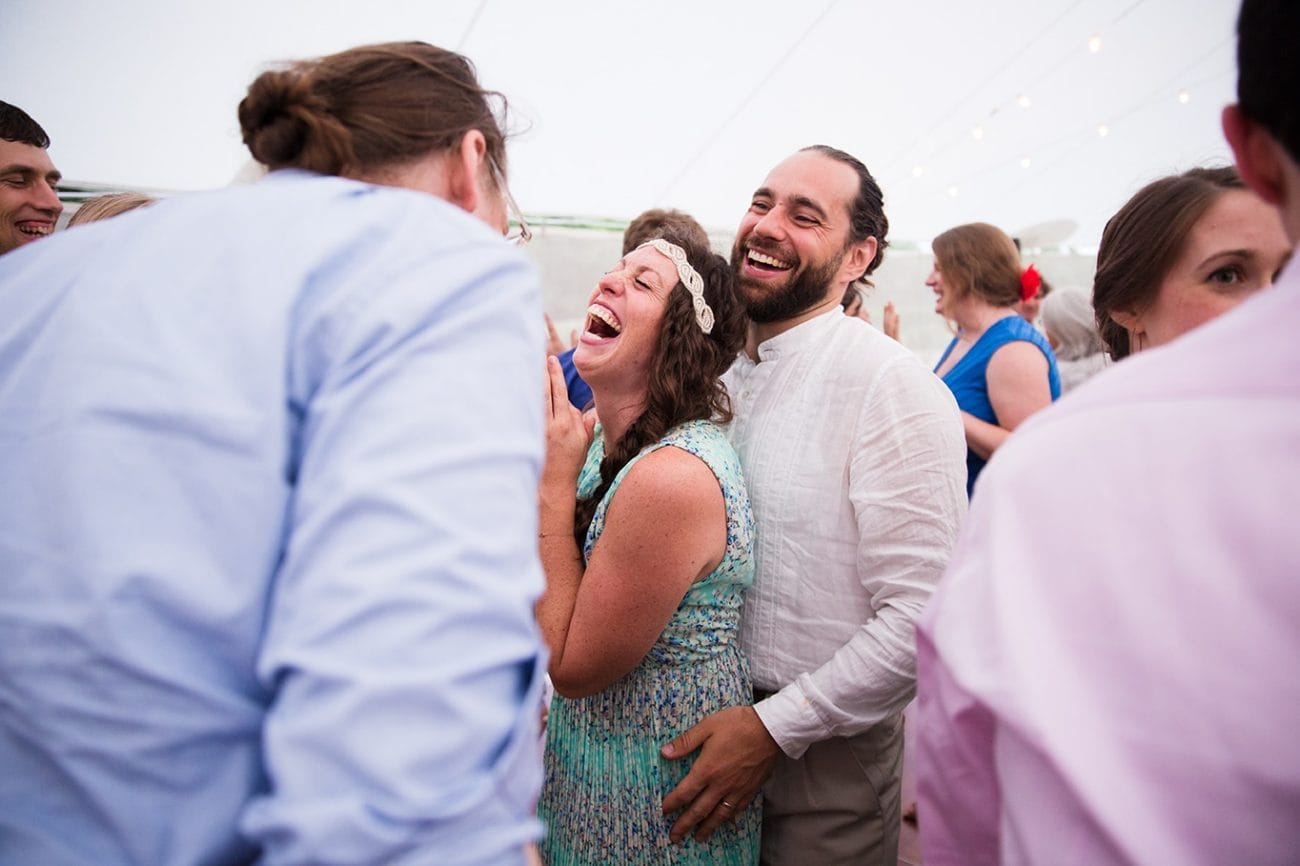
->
<box><xmin>929</xmin><ymin>222</ymin><xmax>1061</xmax><ymax>495</ymax></box>
<box><xmin>1093</xmin><ymin>166</ymin><xmax>1290</xmax><ymax>358</ymax></box>
<box><xmin>535</xmin><ymin>228</ymin><xmax>758</xmax><ymax>864</ymax></box>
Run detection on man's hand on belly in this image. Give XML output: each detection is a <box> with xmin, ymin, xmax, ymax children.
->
<box><xmin>660</xmin><ymin>706</ymin><xmax>780</xmax><ymax>842</ymax></box>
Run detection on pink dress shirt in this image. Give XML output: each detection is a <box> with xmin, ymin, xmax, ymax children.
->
<box><xmin>917</xmin><ymin>265</ymin><xmax>1300</xmax><ymax>865</ymax></box>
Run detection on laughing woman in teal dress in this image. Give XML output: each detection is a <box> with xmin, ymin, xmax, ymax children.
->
<box><xmin>536</xmin><ymin>229</ymin><xmax>757</xmax><ymax>866</ymax></box>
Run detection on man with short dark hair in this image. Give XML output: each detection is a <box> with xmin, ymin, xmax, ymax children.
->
<box><xmin>0</xmin><ymin>101</ymin><xmax>62</xmax><ymax>255</ymax></box>
<box><xmin>916</xmin><ymin>2</ymin><xmax>1300</xmax><ymax>863</ymax></box>
<box><xmin>661</xmin><ymin>145</ymin><xmax>967</xmax><ymax>865</ymax></box>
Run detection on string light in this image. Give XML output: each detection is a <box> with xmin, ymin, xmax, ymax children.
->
<box><xmin>899</xmin><ymin>16</ymin><xmax>1198</xmax><ymax>209</ymax></box>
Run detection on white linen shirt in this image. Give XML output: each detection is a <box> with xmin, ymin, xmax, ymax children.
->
<box><xmin>723</xmin><ymin>309</ymin><xmax>966</xmax><ymax>758</ymax></box>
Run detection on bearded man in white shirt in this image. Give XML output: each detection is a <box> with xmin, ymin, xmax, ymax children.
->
<box><xmin>661</xmin><ymin>145</ymin><xmax>967</xmax><ymax>864</ymax></box>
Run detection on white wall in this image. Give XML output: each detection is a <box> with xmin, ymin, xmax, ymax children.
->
<box><xmin>525</xmin><ymin>226</ymin><xmax>1097</xmax><ymax>364</ymax></box>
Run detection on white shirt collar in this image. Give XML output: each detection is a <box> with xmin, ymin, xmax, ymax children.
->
<box><xmin>755</xmin><ymin>307</ymin><xmax>843</xmax><ymax>362</ymax></box>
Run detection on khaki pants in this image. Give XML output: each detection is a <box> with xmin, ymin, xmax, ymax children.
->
<box><xmin>759</xmin><ymin>713</ymin><xmax>904</xmax><ymax>866</ymax></box>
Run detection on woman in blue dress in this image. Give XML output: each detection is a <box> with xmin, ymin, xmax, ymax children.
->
<box><xmin>928</xmin><ymin>222</ymin><xmax>1061</xmax><ymax>495</ymax></box>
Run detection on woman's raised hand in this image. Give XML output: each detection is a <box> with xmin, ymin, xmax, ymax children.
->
<box><xmin>543</xmin><ymin>356</ymin><xmax>594</xmax><ymax>490</ymax></box>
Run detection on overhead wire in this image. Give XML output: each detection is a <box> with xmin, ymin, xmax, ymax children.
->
<box><xmin>457</xmin><ymin>0</ymin><xmax>490</xmax><ymax>50</ymax></box>
<box><xmin>653</xmin><ymin>0</ymin><xmax>842</xmax><ymax>203</ymax></box>
<box><xmin>893</xmin><ymin>0</ymin><xmax>1210</xmax><ymax>209</ymax></box>
<box><xmin>907</xmin><ymin>31</ymin><xmax>1234</xmax><ymax>239</ymax></box>
<box><xmin>878</xmin><ymin>0</ymin><xmax>1095</xmax><ymax>179</ymax></box>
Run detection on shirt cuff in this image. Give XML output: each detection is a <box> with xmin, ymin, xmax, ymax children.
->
<box><xmin>753</xmin><ymin>678</ymin><xmax>830</xmax><ymax>760</ymax></box>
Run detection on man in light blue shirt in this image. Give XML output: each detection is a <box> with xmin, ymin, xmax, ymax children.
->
<box><xmin>0</xmin><ymin>43</ymin><xmax>545</xmax><ymax>866</ymax></box>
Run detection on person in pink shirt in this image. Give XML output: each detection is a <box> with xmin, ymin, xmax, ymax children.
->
<box><xmin>915</xmin><ymin>1</ymin><xmax>1300</xmax><ymax>863</ymax></box>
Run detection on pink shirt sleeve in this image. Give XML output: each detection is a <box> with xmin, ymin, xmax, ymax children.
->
<box><xmin>915</xmin><ymin>623</ymin><xmax>1000</xmax><ymax>866</ymax></box>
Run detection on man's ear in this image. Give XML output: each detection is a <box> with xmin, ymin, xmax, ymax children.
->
<box><xmin>446</xmin><ymin>129</ymin><xmax>489</xmax><ymax>215</ymax></box>
<box><xmin>1223</xmin><ymin>104</ymin><xmax>1286</xmax><ymax>207</ymax></box>
<box><xmin>839</xmin><ymin>236</ymin><xmax>878</xmax><ymax>286</ymax></box>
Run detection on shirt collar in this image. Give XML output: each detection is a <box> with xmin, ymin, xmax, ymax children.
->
<box><xmin>755</xmin><ymin>307</ymin><xmax>843</xmax><ymax>362</ymax></box>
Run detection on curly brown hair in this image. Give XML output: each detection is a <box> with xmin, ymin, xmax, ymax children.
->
<box><xmin>573</xmin><ymin>227</ymin><xmax>747</xmax><ymax>546</ymax></box>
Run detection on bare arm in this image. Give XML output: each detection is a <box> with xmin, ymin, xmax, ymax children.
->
<box><xmin>545</xmin><ymin>448</ymin><xmax>725</xmax><ymax>697</ymax></box>
<box><xmin>963</xmin><ymin>341</ymin><xmax>1052</xmax><ymax>460</ymax></box>
<box><xmin>535</xmin><ymin>358</ymin><xmax>592</xmax><ymax>669</ymax></box>
<box><xmin>535</xmin><ymin>361</ymin><xmax>727</xmax><ymax>698</ymax></box>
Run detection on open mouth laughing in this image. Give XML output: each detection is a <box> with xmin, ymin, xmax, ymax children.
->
<box><xmin>584</xmin><ymin>303</ymin><xmax>622</xmax><ymax>339</ymax></box>
<box><xmin>16</xmin><ymin>220</ymin><xmax>54</xmax><ymax>240</ymax></box>
<box><xmin>740</xmin><ymin>242</ymin><xmax>796</xmax><ymax>279</ymax></box>
<box><xmin>746</xmin><ymin>248</ymin><xmax>793</xmax><ymax>271</ymax></box>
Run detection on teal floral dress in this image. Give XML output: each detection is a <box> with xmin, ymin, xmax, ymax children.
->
<box><xmin>539</xmin><ymin>419</ymin><xmax>759</xmax><ymax>865</ymax></box>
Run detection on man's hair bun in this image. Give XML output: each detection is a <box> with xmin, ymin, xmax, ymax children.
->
<box><xmin>238</xmin><ymin>66</ymin><xmax>354</xmax><ymax>174</ymax></box>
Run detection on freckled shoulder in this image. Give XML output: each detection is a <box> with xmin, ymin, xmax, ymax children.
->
<box><xmin>603</xmin><ymin>446</ymin><xmax>722</xmax><ymax>521</ymax></box>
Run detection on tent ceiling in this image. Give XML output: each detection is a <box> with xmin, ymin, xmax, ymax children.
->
<box><xmin>4</xmin><ymin>0</ymin><xmax>1240</xmax><ymax>248</ymax></box>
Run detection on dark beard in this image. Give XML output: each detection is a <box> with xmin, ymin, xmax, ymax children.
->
<box><xmin>730</xmin><ymin>241</ymin><xmax>845</xmax><ymax>324</ymax></box>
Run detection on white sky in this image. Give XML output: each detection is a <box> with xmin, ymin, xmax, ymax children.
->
<box><xmin>3</xmin><ymin>0</ymin><xmax>1242</xmax><ymax>247</ymax></box>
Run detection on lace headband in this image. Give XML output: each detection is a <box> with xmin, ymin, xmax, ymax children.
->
<box><xmin>638</xmin><ymin>238</ymin><xmax>715</xmax><ymax>334</ymax></box>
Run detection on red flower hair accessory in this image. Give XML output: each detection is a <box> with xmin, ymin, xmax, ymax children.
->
<box><xmin>1020</xmin><ymin>264</ymin><xmax>1042</xmax><ymax>302</ymax></box>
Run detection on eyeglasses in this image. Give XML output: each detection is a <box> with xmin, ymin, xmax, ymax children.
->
<box><xmin>504</xmin><ymin>185</ymin><xmax>532</xmax><ymax>247</ymax></box>
<box><xmin>492</xmin><ymin>156</ymin><xmax>532</xmax><ymax>247</ymax></box>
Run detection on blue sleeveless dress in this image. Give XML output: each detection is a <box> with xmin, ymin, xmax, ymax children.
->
<box><xmin>539</xmin><ymin>419</ymin><xmax>759</xmax><ymax>865</ymax></box>
<box><xmin>935</xmin><ymin>316</ymin><xmax>1061</xmax><ymax>495</ymax></box>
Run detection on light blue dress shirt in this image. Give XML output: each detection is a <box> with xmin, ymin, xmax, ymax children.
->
<box><xmin>0</xmin><ymin>171</ymin><xmax>546</xmax><ymax>865</ymax></box>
